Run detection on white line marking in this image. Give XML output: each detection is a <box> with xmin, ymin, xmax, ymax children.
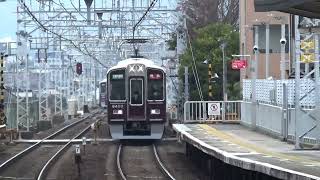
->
<box><xmin>230</xmin><ymin>152</ymin><xmax>260</xmax><ymax>156</ymax></box>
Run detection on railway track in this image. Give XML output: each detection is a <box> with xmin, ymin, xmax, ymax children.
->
<box><xmin>0</xmin><ymin>110</ymin><xmax>102</xmax><ymax>180</ymax></box>
<box><xmin>117</xmin><ymin>143</ymin><xmax>176</xmax><ymax>180</ymax></box>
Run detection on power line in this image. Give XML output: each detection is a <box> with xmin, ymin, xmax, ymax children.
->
<box><xmin>132</xmin><ymin>0</ymin><xmax>159</xmax><ymax>48</ymax></box>
<box><xmin>19</xmin><ymin>0</ymin><xmax>108</xmax><ymax>69</ymax></box>
<box><xmin>133</xmin><ymin>0</ymin><xmax>159</xmax><ymax>32</ymax></box>
<box><xmin>186</xmin><ymin>25</ymin><xmax>204</xmax><ymax>101</ymax></box>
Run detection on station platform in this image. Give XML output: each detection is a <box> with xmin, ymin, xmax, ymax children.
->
<box><xmin>173</xmin><ymin>123</ymin><xmax>320</xmax><ymax>180</ymax></box>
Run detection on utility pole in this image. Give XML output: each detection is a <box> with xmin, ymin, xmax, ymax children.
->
<box><xmin>0</xmin><ymin>53</ymin><xmax>6</xmax><ymax>128</ymax></box>
<box><xmin>266</xmin><ymin>24</ymin><xmax>270</xmax><ymax>78</ymax></box>
<box><xmin>0</xmin><ymin>53</ymin><xmax>5</xmax><ymax>106</ymax></box>
<box><xmin>208</xmin><ymin>63</ymin><xmax>212</xmax><ymax>100</ymax></box>
<box><xmin>281</xmin><ymin>24</ymin><xmax>286</xmax><ymax>79</ymax></box>
<box><xmin>94</xmin><ymin>59</ymin><xmax>97</xmax><ymax>106</ymax></box>
<box><xmin>252</xmin><ymin>25</ymin><xmax>259</xmax><ymax>130</ymax></box>
<box><xmin>184</xmin><ymin>67</ymin><xmax>189</xmax><ymax>102</ymax></box>
<box><xmin>221</xmin><ymin>42</ymin><xmax>227</xmax><ymax>101</ymax></box>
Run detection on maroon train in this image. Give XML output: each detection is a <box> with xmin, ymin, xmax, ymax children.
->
<box><xmin>106</xmin><ymin>58</ymin><xmax>166</xmax><ymax>139</ymax></box>
<box><xmin>99</xmin><ymin>79</ymin><xmax>107</xmax><ymax>108</ymax></box>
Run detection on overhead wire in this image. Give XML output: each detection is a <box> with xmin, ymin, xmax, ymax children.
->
<box><xmin>69</xmin><ymin>0</ymin><xmax>87</xmax><ymax>20</ymax></box>
<box><xmin>186</xmin><ymin>26</ymin><xmax>204</xmax><ymax>101</ymax></box>
<box><xmin>132</xmin><ymin>0</ymin><xmax>159</xmax><ymax>51</ymax></box>
<box><xmin>55</xmin><ymin>0</ymin><xmax>122</xmax><ymax>64</ymax></box>
<box><xmin>19</xmin><ymin>0</ymin><xmax>108</xmax><ymax>69</ymax></box>
<box><xmin>133</xmin><ymin>0</ymin><xmax>159</xmax><ymax>31</ymax></box>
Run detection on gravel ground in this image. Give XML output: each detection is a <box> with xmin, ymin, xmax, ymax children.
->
<box><xmin>163</xmin><ymin>124</ymin><xmax>177</xmax><ymax>139</ymax></box>
<box><xmin>121</xmin><ymin>143</ymin><xmax>165</xmax><ymax>180</ymax></box>
<box><xmin>34</xmin><ymin>109</ymin><xmax>104</xmax><ymax>140</ymax></box>
<box><xmin>0</xmin><ymin>111</ymin><xmax>105</xmax><ymax>180</ymax></box>
<box><xmin>0</xmin><ymin>144</ymin><xmax>62</xmax><ymax>179</ymax></box>
<box><xmin>45</xmin><ymin>113</ymin><xmax>106</xmax><ymax>140</ymax></box>
<box><xmin>156</xmin><ymin>141</ymin><xmax>210</xmax><ymax>180</ymax></box>
<box><xmin>46</xmin><ymin>142</ymin><xmax>116</xmax><ymax>180</ymax></box>
<box><xmin>34</xmin><ymin>114</ymin><xmax>90</xmax><ymax>139</ymax></box>
<box><xmin>41</xmin><ymin>141</ymin><xmax>209</xmax><ymax>180</ymax></box>
<box><xmin>52</xmin><ymin>117</ymin><xmax>95</xmax><ymax>140</ymax></box>
<box><xmin>85</xmin><ymin>117</ymin><xmax>111</xmax><ymax>139</ymax></box>
<box><xmin>0</xmin><ymin>111</ymin><xmax>208</xmax><ymax>180</ymax></box>
<box><xmin>0</xmin><ymin>143</ymin><xmax>30</xmax><ymax>165</ymax></box>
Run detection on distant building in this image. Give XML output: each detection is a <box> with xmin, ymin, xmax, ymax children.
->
<box><xmin>239</xmin><ymin>0</ymin><xmax>291</xmax><ymax>80</ymax></box>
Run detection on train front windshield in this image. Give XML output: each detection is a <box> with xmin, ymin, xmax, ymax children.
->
<box><xmin>110</xmin><ymin>70</ymin><xmax>126</xmax><ymax>100</ymax></box>
<box><xmin>148</xmin><ymin>71</ymin><xmax>164</xmax><ymax>100</ymax></box>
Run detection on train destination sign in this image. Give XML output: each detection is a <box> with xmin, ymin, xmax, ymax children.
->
<box><xmin>112</xmin><ymin>74</ymin><xmax>124</xmax><ymax>79</ymax></box>
<box><xmin>149</xmin><ymin>73</ymin><xmax>162</xmax><ymax>80</ymax></box>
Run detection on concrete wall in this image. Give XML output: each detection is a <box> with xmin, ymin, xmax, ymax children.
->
<box><xmin>241</xmin><ymin>102</ymin><xmax>320</xmax><ymax>144</ymax></box>
<box><xmin>241</xmin><ymin>102</ymin><xmax>282</xmax><ymax>136</ymax></box>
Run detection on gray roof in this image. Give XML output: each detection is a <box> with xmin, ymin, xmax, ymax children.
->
<box><xmin>254</xmin><ymin>0</ymin><xmax>320</xmax><ymax>18</ymax></box>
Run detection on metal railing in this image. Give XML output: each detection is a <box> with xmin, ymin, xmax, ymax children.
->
<box><xmin>183</xmin><ymin>101</ymin><xmax>242</xmax><ymax>123</ymax></box>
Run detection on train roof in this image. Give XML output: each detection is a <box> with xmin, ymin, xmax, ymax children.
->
<box><xmin>107</xmin><ymin>58</ymin><xmax>164</xmax><ymax>73</ymax></box>
<box><xmin>100</xmin><ymin>78</ymin><xmax>107</xmax><ymax>83</ymax></box>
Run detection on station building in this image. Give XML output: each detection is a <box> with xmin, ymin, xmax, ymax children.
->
<box><xmin>239</xmin><ymin>0</ymin><xmax>291</xmax><ymax>80</ymax></box>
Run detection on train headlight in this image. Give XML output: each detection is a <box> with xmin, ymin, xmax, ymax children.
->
<box><xmin>151</xmin><ymin>109</ymin><xmax>160</xmax><ymax>115</ymax></box>
<box><xmin>113</xmin><ymin>109</ymin><xmax>123</xmax><ymax>115</ymax></box>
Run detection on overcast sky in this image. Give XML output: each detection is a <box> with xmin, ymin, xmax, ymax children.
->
<box><xmin>0</xmin><ymin>0</ymin><xmax>177</xmax><ymax>42</ymax></box>
<box><xmin>0</xmin><ymin>0</ymin><xmax>16</xmax><ymax>42</ymax></box>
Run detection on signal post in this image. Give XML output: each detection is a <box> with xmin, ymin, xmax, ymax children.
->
<box><xmin>208</xmin><ymin>63</ymin><xmax>213</xmax><ymax>100</ymax></box>
<box><xmin>0</xmin><ymin>53</ymin><xmax>7</xmax><ymax>128</ymax></box>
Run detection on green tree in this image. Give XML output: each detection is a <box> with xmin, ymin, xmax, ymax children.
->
<box><xmin>178</xmin><ymin>23</ymin><xmax>240</xmax><ymax>101</ymax></box>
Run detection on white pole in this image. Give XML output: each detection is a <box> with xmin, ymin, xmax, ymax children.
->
<box><xmin>252</xmin><ymin>26</ymin><xmax>259</xmax><ymax>130</ymax></box>
<box><xmin>266</xmin><ymin>24</ymin><xmax>270</xmax><ymax>78</ymax></box>
<box><xmin>222</xmin><ymin>43</ymin><xmax>227</xmax><ymax>101</ymax></box>
<box><xmin>313</xmin><ymin>33</ymin><xmax>320</xmax><ymax>148</ymax></box>
<box><xmin>26</xmin><ymin>54</ymin><xmax>30</xmax><ymax>132</ymax></box>
<box><xmin>294</xmin><ymin>16</ymin><xmax>301</xmax><ymax>149</ymax></box>
<box><xmin>281</xmin><ymin>24</ymin><xmax>286</xmax><ymax>80</ymax></box>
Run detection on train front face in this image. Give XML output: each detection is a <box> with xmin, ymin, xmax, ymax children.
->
<box><xmin>99</xmin><ymin>81</ymin><xmax>107</xmax><ymax>108</ymax></box>
<box><xmin>108</xmin><ymin>63</ymin><xmax>166</xmax><ymax>139</ymax></box>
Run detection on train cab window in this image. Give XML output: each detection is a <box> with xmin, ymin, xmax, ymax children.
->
<box><xmin>130</xmin><ymin>79</ymin><xmax>143</xmax><ymax>105</ymax></box>
<box><xmin>109</xmin><ymin>70</ymin><xmax>125</xmax><ymax>100</ymax></box>
<box><xmin>148</xmin><ymin>71</ymin><xmax>164</xmax><ymax>100</ymax></box>
<box><xmin>100</xmin><ymin>82</ymin><xmax>106</xmax><ymax>94</ymax></box>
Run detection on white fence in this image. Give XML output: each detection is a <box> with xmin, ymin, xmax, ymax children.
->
<box><xmin>241</xmin><ymin>102</ymin><xmax>320</xmax><ymax>145</ymax></box>
<box><xmin>184</xmin><ymin>101</ymin><xmax>241</xmax><ymax>123</ymax></box>
<box><xmin>243</xmin><ymin>79</ymin><xmax>316</xmax><ymax>108</ymax></box>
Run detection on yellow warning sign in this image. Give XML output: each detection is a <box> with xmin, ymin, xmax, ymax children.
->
<box><xmin>301</xmin><ymin>53</ymin><xmax>315</xmax><ymax>63</ymax></box>
<box><xmin>300</xmin><ymin>40</ymin><xmax>315</xmax><ymax>51</ymax></box>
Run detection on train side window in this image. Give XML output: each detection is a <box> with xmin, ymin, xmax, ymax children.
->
<box><xmin>109</xmin><ymin>70</ymin><xmax>125</xmax><ymax>100</ymax></box>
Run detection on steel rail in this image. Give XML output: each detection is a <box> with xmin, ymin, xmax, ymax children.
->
<box><xmin>0</xmin><ymin>110</ymin><xmax>99</xmax><ymax>171</ymax></box>
<box><xmin>36</xmin><ymin>117</ymin><xmax>102</xmax><ymax>180</ymax></box>
<box><xmin>116</xmin><ymin>143</ymin><xmax>176</xmax><ymax>180</ymax></box>
<box><xmin>152</xmin><ymin>144</ymin><xmax>176</xmax><ymax>180</ymax></box>
<box><xmin>117</xmin><ymin>144</ymin><xmax>127</xmax><ymax>180</ymax></box>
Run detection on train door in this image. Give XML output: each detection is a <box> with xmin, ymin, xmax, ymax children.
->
<box><xmin>128</xmin><ymin>78</ymin><xmax>145</xmax><ymax>120</ymax></box>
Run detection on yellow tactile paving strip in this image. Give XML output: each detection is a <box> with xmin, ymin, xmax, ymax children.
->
<box><xmin>199</xmin><ymin>124</ymin><xmax>320</xmax><ymax>166</ymax></box>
